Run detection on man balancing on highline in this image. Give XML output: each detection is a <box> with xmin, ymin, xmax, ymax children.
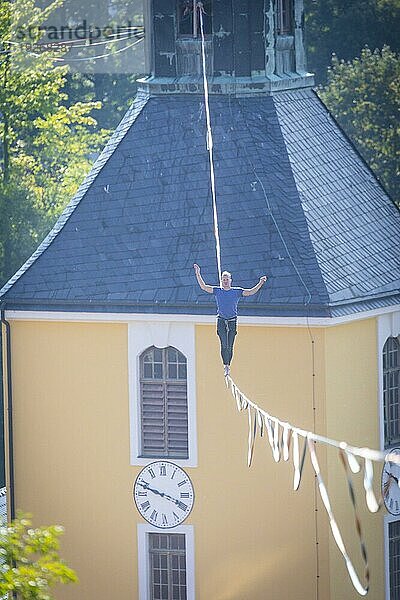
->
<box><xmin>194</xmin><ymin>264</ymin><xmax>268</xmax><ymax>377</ymax></box>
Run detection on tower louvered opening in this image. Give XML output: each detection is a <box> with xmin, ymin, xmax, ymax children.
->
<box><xmin>140</xmin><ymin>346</ymin><xmax>189</xmax><ymax>459</ymax></box>
<box><xmin>384</xmin><ymin>336</ymin><xmax>400</xmax><ymax>449</ymax></box>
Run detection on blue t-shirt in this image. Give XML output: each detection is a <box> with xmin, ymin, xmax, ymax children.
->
<box><xmin>213</xmin><ymin>287</ymin><xmax>244</xmax><ymax>319</ymax></box>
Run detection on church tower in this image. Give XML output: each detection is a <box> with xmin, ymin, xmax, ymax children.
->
<box><xmin>143</xmin><ymin>0</ymin><xmax>313</xmax><ymax>93</ymax></box>
<box><xmin>1</xmin><ymin>1</ymin><xmax>399</xmax><ymax>599</ymax></box>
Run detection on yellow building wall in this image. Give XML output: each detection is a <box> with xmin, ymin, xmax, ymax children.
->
<box><xmin>196</xmin><ymin>324</ymin><xmax>329</xmax><ymax>600</ymax></box>
<box><xmin>9</xmin><ymin>321</ymin><xmax>135</xmax><ymax>599</ymax></box>
<box><xmin>324</xmin><ymin>318</ymin><xmax>384</xmax><ymax>600</ymax></box>
<box><xmin>5</xmin><ymin>317</ymin><xmax>383</xmax><ymax>599</ymax></box>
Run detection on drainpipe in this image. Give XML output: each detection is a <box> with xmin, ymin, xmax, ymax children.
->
<box><xmin>0</xmin><ymin>304</ymin><xmax>15</xmax><ymax>521</ymax></box>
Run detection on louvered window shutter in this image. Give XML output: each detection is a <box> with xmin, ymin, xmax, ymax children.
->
<box><xmin>383</xmin><ymin>336</ymin><xmax>400</xmax><ymax>449</ymax></box>
<box><xmin>166</xmin><ymin>380</ymin><xmax>189</xmax><ymax>457</ymax></box>
<box><xmin>140</xmin><ymin>347</ymin><xmax>189</xmax><ymax>459</ymax></box>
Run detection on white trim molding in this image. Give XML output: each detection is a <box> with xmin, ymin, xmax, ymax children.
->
<box><xmin>128</xmin><ymin>321</ymin><xmax>198</xmax><ymax>467</ymax></box>
<box><xmin>137</xmin><ymin>523</ymin><xmax>195</xmax><ymax>600</ymax></box>
<box><xmin>5</xmin><ymin>303</ymin><xmax>400</xmax><ymax>327</ymax></box>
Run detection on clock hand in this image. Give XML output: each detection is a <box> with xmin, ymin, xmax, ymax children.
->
<box><xmin>137</xmin><ymin>482</ymin><xmax>166</xmax><ymax>498</ymax></box>
<box><xmin>137</xmin><ymin>482</ymin><xmax>181</xmax><ymax>505</ymax></box>
<box><xmin>162</xmin><ymin>492</ymin><xmax>180</xmax><ymax>505</ymax></box>
<box><xmin>385</xmin><ymin>470</ymin><xmax>400</xmax><ymax>485</ymax></box>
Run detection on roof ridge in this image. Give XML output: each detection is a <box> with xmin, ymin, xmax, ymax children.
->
<box><xmin>273</xmin><ymin>88</ymin><xmax>400</xmax><ymax>305</ymax></box>
<box><xmin>0</xmin><ymin>90</ymin><xmax>150</xmax><ymax>300</ymax></box>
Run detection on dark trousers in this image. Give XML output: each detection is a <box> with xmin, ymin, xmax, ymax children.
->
<box><xmin>217</xmin><ymin>317</ymin><xmax>237</xmax><ymax>366</ymax></box>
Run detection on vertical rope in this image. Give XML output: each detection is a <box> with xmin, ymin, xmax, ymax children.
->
<box><xmin>198</xmin><ymin>4</ymin><xmax>222</xmax><ymax>285</ymax></box>
<box><xmin>310</xmin><ymin>336</ymin><xmax>321</xmax><ymax>600</ymax></box>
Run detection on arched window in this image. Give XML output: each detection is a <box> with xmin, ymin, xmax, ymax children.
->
<box><xmin>140</xmin><ymin>346</ymin><xmax>188</xmax><ymax>458</ymax></box>
<box><xmin>384</xmin><ymin>336</ymin><xmax>400</xmax><ymax>448</ymax></box>
<box><xmin>276</xmin><ymin>0</ymin><xmax>293</xmax><ymax>35</ymax></box>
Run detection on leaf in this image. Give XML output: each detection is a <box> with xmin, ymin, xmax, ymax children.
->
<box><xmin>0</xmin><ymin>513</ymin><xmax>78</xmax><ymax>598</ymax></box>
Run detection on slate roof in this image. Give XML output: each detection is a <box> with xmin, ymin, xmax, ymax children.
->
<box><xmin>0</xmin><ymin>88</ymin><xmax>399</xmax><ymax>318</ymax></box>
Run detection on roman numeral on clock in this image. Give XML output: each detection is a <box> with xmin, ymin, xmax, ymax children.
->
<box><xmin>150</xmin><ymin>510</ymin><xmax>158</xmax><ymax>523</ymax></box>
<box><xmin>141</xmin><ymin>501</ymin><xmax>150</xmax><ymax>513</ymax></box>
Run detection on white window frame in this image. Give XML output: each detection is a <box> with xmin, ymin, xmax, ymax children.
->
<box><xmin>378</xmin><ymin>312</ymin><xmax>400</xmax><ymax>450</ymax></box>
<box><xmin>128</xmin><ymin>321</ymin><xmax>197</xmax><ymax>467</ymax></box>
<box><xmin>379</xmin><ymin>311</ymin><xmax>400</xmax><ymax>600</ymax></box>
<box><xmin>137</xmin><ymin>523</ymin><xmax>195</xmax><ymax>600</ymax></box>
<box><xmin>384</xmin><ymin>513</ymin><xmax>400</xmax><ymax>600</ymax></box>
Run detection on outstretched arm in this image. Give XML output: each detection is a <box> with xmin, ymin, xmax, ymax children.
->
<box><xmin>194</xmin><ymin>264</ymin><xmax>213</xmax><ymax>294</ymax></box>
<box><xmin>242</xmin><ymin>275</ymin><xmax>267</xmax><ymax>297</ymax></box>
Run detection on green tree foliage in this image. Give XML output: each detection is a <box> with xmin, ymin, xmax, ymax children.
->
<box><xmin>65</xmin><ymin>72</ymin><xmax>140</xmax><ymax>130</ymax></box>
<box><xmin>0</xmin><ymin>513</ymin><xmax>77</xmax><ymax>599</ymax></box>
<box><xmin>48</xmin><ymin>0</ymin><xmax>144</xmax><ymax>130</ymax></box>
<box><xmin>319</xmin><ymin>46</ymin><xmax>400</xmax><ymax>205</ymax></box>
<box><xmin>0</xmin><ymin>0</ymin><xmax>109</xmax><ymax>286</ymax></box>
<box><xmin>305</xmin><ymin>0</ymin><xmax>400</xmax><ymax>83</ymax></box>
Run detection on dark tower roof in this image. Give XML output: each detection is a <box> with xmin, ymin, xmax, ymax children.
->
<box><xmin>1</xmin><ymin>1</ymin><xmax>399</xmax><ymax>317</ymax></box>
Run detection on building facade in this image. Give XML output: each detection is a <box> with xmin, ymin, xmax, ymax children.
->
<box><xmin>1</xmin><ymin>1</ymin><xmax>399</xmax><ymax>599</ymax></box>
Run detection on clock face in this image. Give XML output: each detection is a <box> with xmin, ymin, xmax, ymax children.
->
<box><xmin>133</xmin><ymin>461</ymin><xmax>194</xmax><ymax>529</ymax></box>
<box><xmin>382</xmin><ymin>448</ymin><xmax>400</xmax><ymax>516</ymax></box>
